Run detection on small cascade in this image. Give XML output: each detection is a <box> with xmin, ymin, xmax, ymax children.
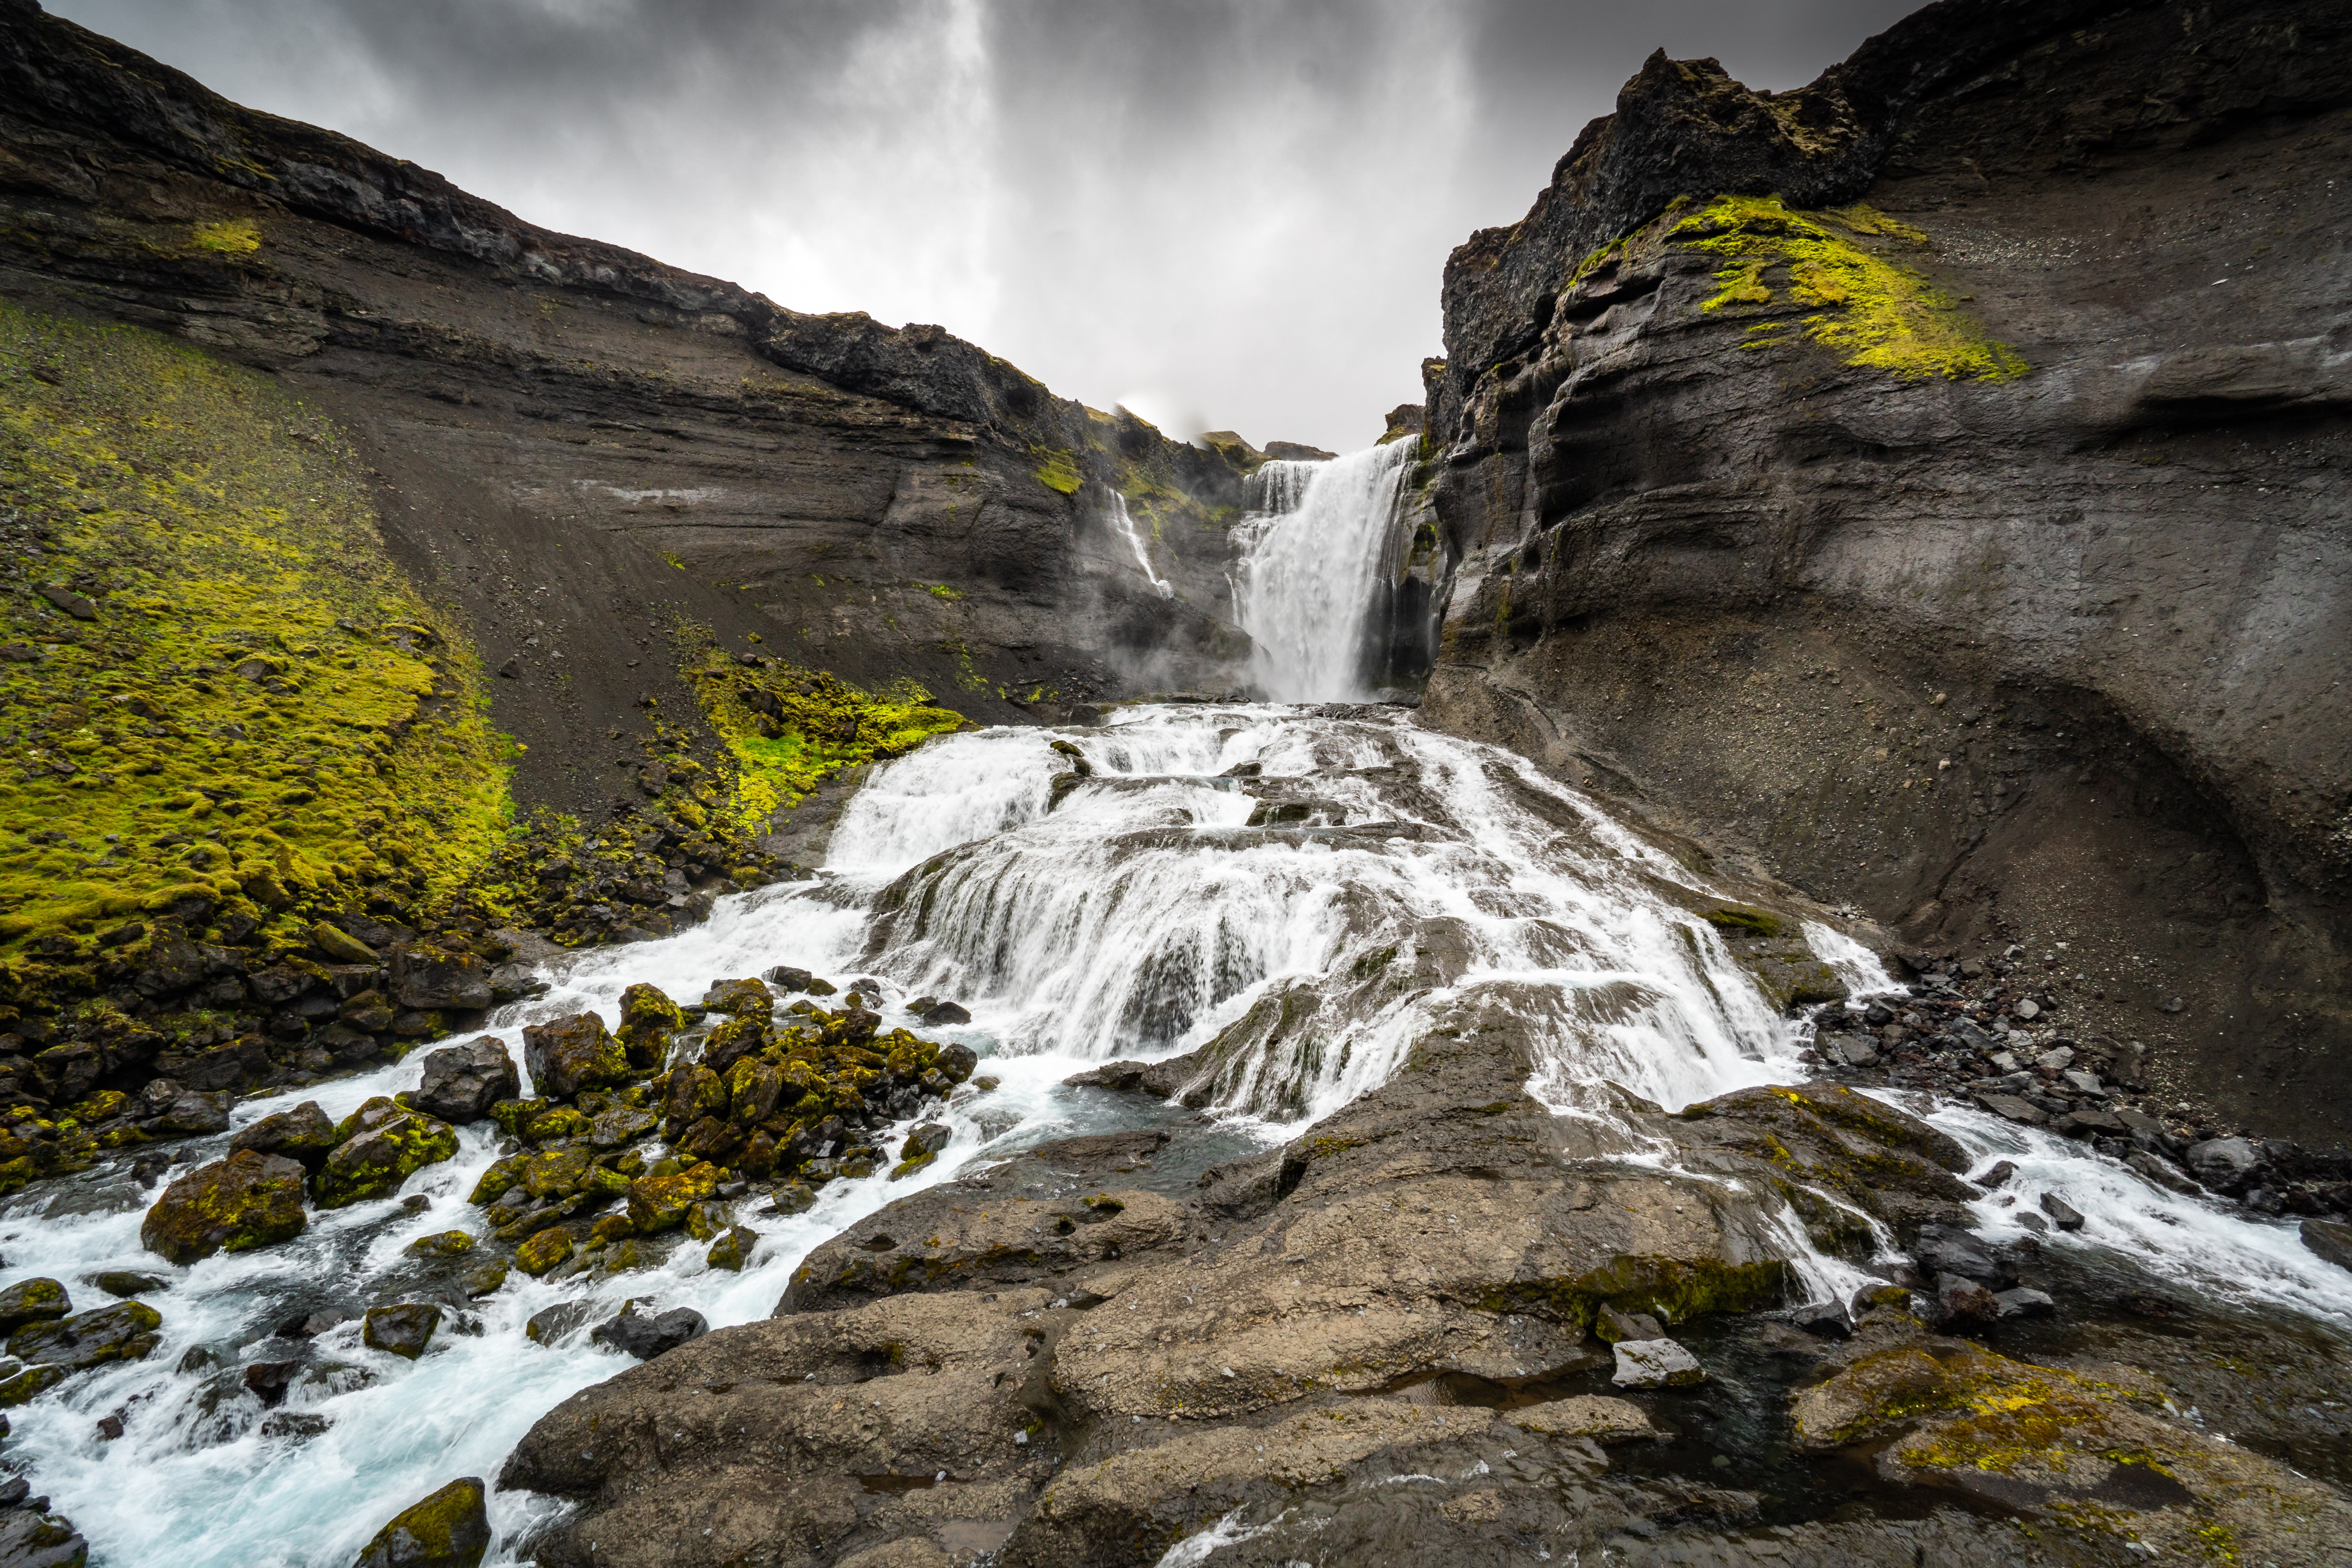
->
<box><xmin>1230</xmin><ymin>441</ymin><xmax>1418</xmax><ymax>701</ymax></box>
<box><xmin>1108</xmin><ymin>491</ymin><xmax>1172</xmax><ymax>598</ymax></box>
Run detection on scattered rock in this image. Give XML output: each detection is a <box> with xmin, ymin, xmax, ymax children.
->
<box><xmin>1935</xmin><ymin>1274</ymin><xmax>2000</xmax><ymax>1325</ymax></box>
<box><xmin>2038</xmin><ymin>1193</ymin><xmax>2086</xmax><ymax>1231</ymax></box>
<box><xmin>311</xmin><ymin>922</ymin><xmax>380</xmax><ymax>964</ymax></box>
<box><xmin>405</xmin><ymin>1231</ymin><xmax>475</xmax><ymax>1259</ymax></box>
<box><xmin>1973</xmin><ymin>1093</ymin><xmax>2045</xmax><ymax>1126</ymax></box>
<box><xmin>6</xmin><ymin>1300</ymin><xmax>163</xmax><ymax>1376</ymax></box>
<box><xmin>90</xmin><ymin>1272</ymin><xmax>166</xmax><ymax>1299</ymax></box>
<box><xmin>766</xmin><ymin>1181</ymin><xmax>816</xmax><ymax>1216</ymax></box>
<box><xmin>704</xmin><ymin>1225</ymin><xmax>758</xmax><ymax>1272</ymax></box>
<box><xmin>315</xmin><ymin>1100</ymin><xmax>460</xmax><ymax>1209</ymax></box>
<box><xmin>1610</xmin><ymin>1338</ymin><xmax>1704</xmax><ymax>1388</ymax></box>
<box><xmin>141</xmin><ymin>1149</ymin><xmax>309</xmax><ymax>1262</ymax></box>
<box><xmin>1994</xmin><ymin>1287</ymin><xmax>2056</xmax><ymax>1319</ymax></box>
<box><xmin>1790</xmin><ymin>1299</ymin><xmax>1852</xmax><ymax>1338</ymax></box>
<box><xmin>462</xmin><ymin>1262</ymin><xmax>508</xmax><ymax>1299</ymax></box>
<box><xmin>408</xmin><ymin>1039</ymin><xmax>519</xmax><ymax>1124</ymax></box>
<box><xmin>522</xmin><ymin>1013</ymin><xmax>632</xmax><ymax>1100</ymax></box>
<box><xmin>514</xmin><ymin>1228</ymin><xmax>573</xmax><ymax>1276</ymax></box>
<box><xmin>2126</xmin><ymin>1150</ymin><xmax>2201</xmax><ymax>1195</ymax></box>
<box><xmin>590</xmin><ymin>1302</ymin><xmax>707</xmax><ymax>1361</ymax></box>
<box><xmin>0</xmin><ymin>1280</ymin><xmax>70</xmax><ymax>1337</ymax></box>
<box><xmin>350</xmin><ymin>1476</ymin><xmax>490</xmax><ymax>1568</ymax></box>
<box><xmin>229</xmin><ymin>1100</ymin><xmax>339</xmax><ymax>1169</ymax></box>
<box><xmin>1974</xmin><ymin>1160</ymin><xmax>2017</xmax><ymax>1189</ymax></box>
<box><xmin>2186</xmin><ymin>1136</ymin><xmax>2265</xmax><ymax>1195</ymax></box>
<box><xmin>2301</xmin><ymin>1217</ymin><xmax>2352</xmax><ymax>1274</ymax></box>
<box><xmin>363</xmin><ymin>1303</ymin><xmax>443</xmax><ymax>1360</ymax></box>
<box><xmin>1596</xmin><ymin>1304</ymin><xmax>1666</xmax><ymax>1342</ymax></box>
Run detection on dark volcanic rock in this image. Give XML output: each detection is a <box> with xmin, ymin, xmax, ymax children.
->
<box><xmin>407</xmin><ymin>1038</ymin><xmax>520</xmax><ymax>1124</ymax></box>
<box><xmin>229</xmin><ymin>1100</ymin><xmax>339</xmax><ymax>1169</ymax></box>
<box><xmin>363</xmin><ymin>1303</ymin><xmax>444</xmax><ymax>1361</ymax></box>
<box><xmin>590</xmin><ymin>1303</ymin><xmax>707</xmax><ymax>1362</ymax></box>
<box><xmin>141</xmin><ymin>1149</ymin><xmax>308</xmax><ymax>1263</ymax></box>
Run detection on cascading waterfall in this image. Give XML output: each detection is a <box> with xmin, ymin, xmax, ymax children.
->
<box><xmin>1230</xmin><ymin>442</ymin><xmax>1417</xmax><ymax>701</ymax></box>
<box><xmin>3</xmin><ymin>706</ymin><xmax>2347</xmax><ymax>1563</ymax></box>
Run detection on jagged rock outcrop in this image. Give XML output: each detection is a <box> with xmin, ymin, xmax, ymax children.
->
<box><xmin>1411</xmin><ymin>0</ymin><xmax>2352</xmax><ymax>1140</ymax></box>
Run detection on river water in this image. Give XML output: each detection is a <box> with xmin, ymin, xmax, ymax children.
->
<box><xmin>3</xmin><ymin>454</ymin><xmax>2347</xmax><ymax>1566</ymax></box>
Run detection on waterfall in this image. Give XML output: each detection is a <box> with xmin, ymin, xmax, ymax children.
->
<box><xmin>1109</xmin><ymin>491</ymin><xmax>1172</xmax><ymax>598</ymax></box>
<box><xmin>1231</xmin><ymin>441</ymin><xmax>1417</xmax><ymax>702</ymax></box>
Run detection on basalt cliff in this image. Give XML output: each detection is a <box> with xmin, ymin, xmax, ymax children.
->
<box><xmin>1408</xmin><ymin>0</ymin><xmax>2352</xmax><ymax>1143</ymax></box>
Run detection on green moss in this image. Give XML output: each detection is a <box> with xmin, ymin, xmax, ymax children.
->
<box><xmin>189</xmin><ymin>219</ymin><xmax>260</xmax><ymax>255</ymax></box>
<box><xmin>1485</xmin><ymin>1254</ymin><xmax>1790</xmax><ymax>1331</ymax></box>
<box><xmin>0</xmin><ymin>301</ymin><xmax>510</xmax><ymax>954</ymax></box>
<box><xmin>1700</xmin><ymin>904</ymin><xmax>1784</xmax><ymax>938</ymax></box>
<box><xmin>1032</xmin><ymin>448</ymin><xmax>1082</xmax><ymax>495</ymax></box>
<box><xmin>679</xmin><ymin>637</ymin><xmax>963</xmax><ymax>830</ymax></box>
<box><xmin>922</xmin><ymin>583</ymin><xmax>963</xmax><ymax>601</ymax></box>
<box><xmin>1670</xmin><ymin>196</ymin><xmax>2027</xmax><ymax>381</ymax></box>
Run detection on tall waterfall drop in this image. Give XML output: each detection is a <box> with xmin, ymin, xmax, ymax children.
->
<box><xmin>1232</xmin><ymin>441</ymin><xmax>1417</xmax><ymax>701</ymax></box>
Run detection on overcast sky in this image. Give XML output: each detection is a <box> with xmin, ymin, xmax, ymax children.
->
<box><xmin>58</xmin><ymin>0</ymin><xmax>1913</xmax><ymax>452</ymax></box>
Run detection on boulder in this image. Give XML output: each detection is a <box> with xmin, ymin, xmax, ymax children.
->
<box><xmin>145</xmin><ymin>1089</ymin><xmax>232</xmax><ymax>1135</ymax></box>
<box><xmin>0</xmin><ymin>1280</ymin><xmax>69</xmax><ymax>1338</ymax></box>
<box><xmin>899</xmin><ymin>1122</ymin><xmax>952</xmax><ymax>1162</ymax></box>
<box><xmin>2301</xmin><ymin>1217</ymin><xmax>2352</xmax><ymax>1274</ymax></box>
<box><xmin>614</xmin><ymin>982</ymin><xmax>684</xmax><ymax>1068</ymax></box>
<box><xmin>626</xmin><ymin>1160</ymin><xmax>723</xmax><ymax>1234</ymax></box>
<box><xmin>390</xmin><ymin>946</ymin><xmax>494</xmax><ymax>1012</ymax></box>
<box><xmin>590</xmin><ymin>1302</ymin><xmax>707</xmax><ymax>1361</ymax></box>
<box><xmin>1610</xmin><ymin>1338</ymin><xmax>1704</xmax><ymax>1388</ymax></box>
<box><xmin>0</xmin><ymin>1495</ymin><xmax>85</xmax><ymax>1568</ymax></box>
<box><xmin>1790</xmin><ymin>1299</ymin><xmax>1852</xmax><ymax>1338</ymax></box>
<box><xmin>2187</xmin><ymin>1136</ymin><xmax>2266</xmax><ymax>1194</ymax></box>
<box><xmin>514</xmin><ymin>1228</ymin><xmax>572</xmax><ymax>1276</ymax></box>
<box><xmin>408</xmin><ymin>1039</ymin><xmax>519</xmax><ymax>1124</ymax></box>
<box><xmin>1994</xmin><ymin>1287</ymin><xmax>2056</xmax><ymax>1319</ymax></box>
<box><xmin>921</xmin><ymin>1002</ymin><xmax>972</xmax><ymax>1027</ymax></box>
<box><xmin>311</xmin><ymin>922</ymin><xmax>380</xmax><ymax>964</ymax></box>
<box><xmin>142</xmin><ymin>1149</ymin><xmax>309</xmax><ymax>1262</ymax></box>
<box><xmin>1595</xmin><ymin>1304</ymin><xmax>1666</xmax><ymax>1343</ymax></box>
<box><xmin>935</xmin><ymin>1042</ymin><xmax>978</xmax><ymax>1082</ymax></box>
<box><xmin>7</xmin><ymin>1300</ymin><xmax>163</xmax><ymax>1373</ymax></box>
<box><xmin>406</xmin><ymin>1231</ymin><xmax>475</xmax><ymax>1259</ymax></box>
<box><xmin>699</xmin><ymin>978</ymin><xmax>772</xmax><ymax>1018</ymax></box>
<box><xmin>229</xmin><ymin>1100</ymin><xmax>340</xmax><ymax>1169</ymax></box>
<box><xmin>2038</xmin><ymin>1192</ymin><xmax>2086</xmax><ymax>1232</ymax></box>
<box><xmin>1913</xmin><ymin>1224</ymin><xmax>2014</xmax><ymax>1286</ymax></box>
<box><xmin>1935</xmin><ymin>1274</ymin><xmax>2000</xmax><ymax>1325</ymax></box>
<box><xmin>704</xmin><ymin>1226</ymin><xmax>758</xmax><ymax>1272</ymax></box>
<box><xmin>363</xmin><ymin>1303</ymin><xmax>443</xmax><ymax>1360</ymax></box>
<box><xmin>351</xmin><ymin>1476</ymin><xmax>490</xmax><ymax>1568</ymax></box>
<box><xmin>522</xmin><ymin>1013</ymin><xmax>632</xmax><ymax>1100</ymax></box>
<box><xmin>91</xmin><ymin>1272</ymin><xmax>166</xmax><ymax>1299</ymax></box>
<box><xmin>314</xmin><ymin>1101</ymin><xmax>460</xmax><ymax>1209</ymax></box>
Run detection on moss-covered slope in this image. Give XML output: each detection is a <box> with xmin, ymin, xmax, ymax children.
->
<box><xmin>0</xmin><ymin>299</ymin><xmax>510</xmax><ymax>950</ymax></box>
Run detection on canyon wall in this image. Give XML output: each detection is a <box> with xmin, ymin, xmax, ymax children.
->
<box><xmin>1414</xmin><ymin>0</ymin><xmax>2352</xmax><ymax>1139</ymax></box>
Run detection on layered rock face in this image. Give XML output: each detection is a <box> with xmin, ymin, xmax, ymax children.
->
<box><xmin>1415</xmin><ymin>0</ymin><xmax>2352</xmax><ymax>1140</ymax></box>
<box><xmin>0</xmin><ymin>0</ymin><xmax>1252</xmax><ymax>828</ymax></box>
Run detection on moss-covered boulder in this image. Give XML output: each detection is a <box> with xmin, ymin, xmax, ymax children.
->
<box><xmin>522</xmin><ymin>1012</ymin><xmax>632</xmax><ymax>1099</ymax></box>
<box><xmin>229</xmin><ymin>1099</ymin><xmax>340</xmax><ymax>1170</ymax></box>
<box><xmin>363</xmin><ymin>1302</ymin><xmax>443</xmax><ymax>1360</ymax></box>
<box><xmin>315</xmin><ymin>1101</ymin><xmax>460</xmax><ymax>1209</ymax></box>
<box><xmin>514</xmin><ymin>1227</ymin><xmax>573</xmax><ymax>1276</ymax></box>
<box><xmin>699</xmin><ymin>978</ymin><xmax>773</xmax><ymax>1019</ymax></box>
<box><xmin>352</xmin><ymin>1476</ymin><xmax>491</xmax><ymax>1568</ymax></box>
<box><xmin>661</xmin><ymin>1064</ymin><xmax>726</xmax><ymax>1139</ymax></box>
<box><xmin>407</xmin><ymin>1230</ymin><xmax>476</xmax><ymax>1259</ymax></box>
<box><xmin>0</xmin><ymin>1278</ymin><xmax>71</xmax><ymax>1336</ymax></box>
<box><xmin>614</xmin><ymin>982</ymin><xmax>685</xmax><ymax>1070</ymax></box>
<box><xmin>704</xmin><ymin>1225</ymin><xmax>757</xmax><ymax>1272</ymax></box>
<box><xmin>141</xmin><ymin>1148</ymin><xmax>309</xmax><ymax>1262</ymax></box>
<box><xmin>6</xmin><ymin>1299</ymin><xmax>163</xmax><ymax>1373</ymax></box>
<box><xmin>626</xmin><ymin>1160</ymin><xmax>723</xmax><ymax>1234</ymax></box>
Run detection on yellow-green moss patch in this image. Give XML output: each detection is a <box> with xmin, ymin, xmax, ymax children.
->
<box><xmin>1670</xmin><ymin>195</ymin><xmax>2027</xmax><ymax>382</ymax></box>
<box><xmin>189</xmin><ymin>219</ymin><xmax>260</xmax><ymax>255</ymax></box>
<box><xmin>0</xmin><ymin>301</ymin><xmax>509</xmax><ymax>958</ymax></box>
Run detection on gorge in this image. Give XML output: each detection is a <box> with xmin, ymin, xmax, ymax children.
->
<box><xmin>0</xmin><ymin>0</ymin><xmax>2348</xmax><ymax>1565</ymax></box>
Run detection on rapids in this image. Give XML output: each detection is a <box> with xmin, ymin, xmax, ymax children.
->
<box><xmin>1</xmin><ymin>448</ymin><xmax>2346</xmax><ymax>1565</ymax></box>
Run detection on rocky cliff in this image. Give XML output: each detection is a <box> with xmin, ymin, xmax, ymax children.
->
<box><xmin>1414</xmin><ymin>0</ymin><xmax>2352</xmax><ymax>1141</ymax></box>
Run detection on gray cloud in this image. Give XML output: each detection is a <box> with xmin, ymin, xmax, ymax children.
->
<box><xmin>54</xmin><ymin>0</ymin><xmax>1914</xmax><ymax>451</ymax></box>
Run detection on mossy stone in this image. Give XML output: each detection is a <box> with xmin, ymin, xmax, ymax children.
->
<box><xmin>626</xmin><ymin>1160</ymin><xmax>722</xmax><ymax>1234</ymax></box>
<box><xmin>521</xmin><ymin>1013</ymin><xmax>632</xmax><ymax>1100</ymax></box>
<box><xmin>352</xmin><ymin>1476</ymin><xmax>490</xmax><ymax>1568</ymax></box>
<box><xmin>0</xmin><ymin>1277</ymin><xmax>71</xmax><ymax>1336</ymax></box>
<box><xmin>314</xmin><ymin>1108</ymin><xmax>459</xmax><ymax>1209</ymax></box>
<box><xmin>406</xmin><ymin>1230</ymin><xmax>475</xmax><ymax>1259</ymax></box>
<box><xmin>704</xmin><ymin>1225</ymin><xmax>757</xmax><ymax>1272</ymax></box>
<box><xmin>362</xmin><ymin>1301</ymin><xmax>443</xmax><ymax>1360</ymax></box>
<box><xmin>141</xmin><ymin>1148</ymin><xmax>308</xmax><ymax>1263</ymax></box>
<box><xmin>514</xmin><ymin>1227</ymin><xmax>573</xmax><ymax>1276</ymax></box>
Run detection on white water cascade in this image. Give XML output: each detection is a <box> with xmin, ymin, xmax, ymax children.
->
<box><xmin>1231</xmin><ymin>442</ymin><xmax>1418</xmax><ymax>701</ymax></box>
<box><xmin>4</xmin><ymin>709</ymin><xmax>2348</xmax><ymax>1565</ymax></box>
<box><xmin>1108</xmin><ymin>491</ymin><xmax>1172</xmax><ymax>599</ymax></box>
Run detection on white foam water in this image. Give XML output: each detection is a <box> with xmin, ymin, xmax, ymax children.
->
<box><xmin>4</xmin><ymin>704</ymin><xmax>2346</xmax><ymax>1565</ymax></box>
<box><xmin>1109</xmin><ymin>491</ymin><xmax>1173</xmax><ymax>599</ymax></box>
<box><xmin>1230</xmin><ymin>443</ymin><xmax>1418</xmax><ymax>701</ymax></box>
